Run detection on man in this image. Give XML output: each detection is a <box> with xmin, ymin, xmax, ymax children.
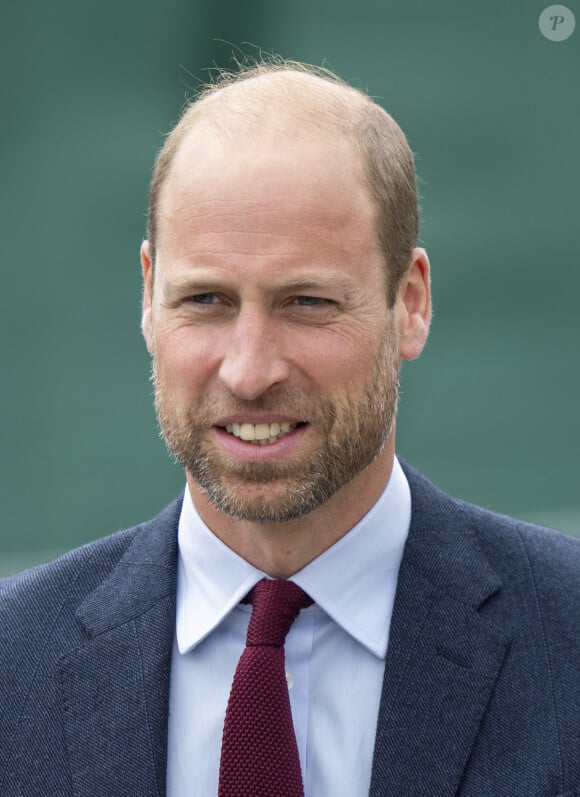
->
<box><xmin>1</xmin><ymin>60</ymin><xmax>580</xmax><ymax>797</ymax></box>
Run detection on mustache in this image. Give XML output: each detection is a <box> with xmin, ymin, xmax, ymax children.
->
<box><xmin>151</xmin><ymin>365</ymin><xmax>331</xmax><ymax>423</ymax></box>
<box><xmin>190</xmin><ymin>391</ymin><xmax>333</xmax><ymax>426</ymax></box>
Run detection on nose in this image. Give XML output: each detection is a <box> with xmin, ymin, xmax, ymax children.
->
<box><xmin>218</xmin><ymin>307</ymin><xmax>291</xmax><ymax>401</ymax></box>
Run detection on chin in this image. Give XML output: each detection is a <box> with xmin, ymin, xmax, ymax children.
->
<box><xmin>201</xmin><ymin>475</ymin><xmax>323</xmax><ymax>524</ymax></box>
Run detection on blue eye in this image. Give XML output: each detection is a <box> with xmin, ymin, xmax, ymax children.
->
<box><xmin>190</xmin><ymin>293</ymin><xmax>217</xmax><ymax>304</ymax></box>
<box><xmin>294</xmin><ymin>296</ymin><xmax>327</xmax><ymax>306</ymax></box>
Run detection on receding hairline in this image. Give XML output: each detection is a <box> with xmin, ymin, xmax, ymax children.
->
<box><xmin>152</xmin><ymin>65</ymin><xmax>405</xmax><ymax>227</ymax></box>
<box><xmin>147</xmin><ymin>59</ymin><xmax>419</xmax><ymax>305</ymax></box>
<box><xmin>161</xmin><ymin>71</ymin><xmax>373</xmax><ymax>187</ymax></box>
<box><xmin>151</xmin><ymin>66</ymin><xmax>389</xmax><ymax>247</ymax></box>
<box><xmin>159</xmin><ymin>71</ymin><xmax>379</xmax><ymax>210</ymax></box>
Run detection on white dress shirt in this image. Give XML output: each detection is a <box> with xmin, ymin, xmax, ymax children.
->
<box><xmin>166</xmin><ymin>457</ymin><xmax>411</xmax><ymax>796</ymax></box>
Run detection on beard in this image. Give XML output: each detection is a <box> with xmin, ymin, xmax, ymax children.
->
<box><xmin>153</xmin><ymin>324</ymin><xmax>400</xmax><ymax>523</ymax></box>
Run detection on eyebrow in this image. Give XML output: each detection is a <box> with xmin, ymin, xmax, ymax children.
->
<box><xmin>276</xmin><ymin>277</ymin><xmax>355</xmax><ymax>293</ymax></box>
<box><xmin>162</xmin><ymin>273</ymin><xmax>356</xmax><ymax>301</ymax></box>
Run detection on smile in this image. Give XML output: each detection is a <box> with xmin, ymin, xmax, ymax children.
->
<box><xmin>224</xmin><ymin>422</ymin><xmax>302</xmax><ymax>445</ymax></box>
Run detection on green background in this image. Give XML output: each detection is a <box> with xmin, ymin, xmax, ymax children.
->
<box><xmin>1</xmin><ymin>0</ymin><xmax>578</xmax><ymax>575</ymax></box>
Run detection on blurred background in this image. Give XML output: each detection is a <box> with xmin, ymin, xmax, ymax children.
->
<box><xmin>1</xmin><ymin>0</ymin><xmax>578</xmax><ymax>575</ymax></box>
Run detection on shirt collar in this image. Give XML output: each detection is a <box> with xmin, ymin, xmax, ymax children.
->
<box><xmin>176</xmin><ymin>456</ymin><xmax>411</xmax><ymax>659</ymax></box>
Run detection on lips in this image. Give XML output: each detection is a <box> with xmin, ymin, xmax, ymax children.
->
<box><xmin>210</xmin><ymin>420</ymin><xmax>309</xmax><ymax>458</ymax></box>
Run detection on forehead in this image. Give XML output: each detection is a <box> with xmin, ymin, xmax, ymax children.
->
<box><xmin>154</xmin><ymin>126</ymin><xmax>383</xmax><ymax>290</ymax></box>
<box><xmin>165</xmin><ymin>124</ymin><xmax>374</xmax><ymax>220</ymax></box>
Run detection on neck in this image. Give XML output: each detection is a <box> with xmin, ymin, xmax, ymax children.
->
<box><xmin>186</xmin><ymin>441</ymin><xmax>395</xmax><ymax>579</ymax></box>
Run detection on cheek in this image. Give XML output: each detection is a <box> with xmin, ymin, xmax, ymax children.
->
<box><xmin>154</xmin><ymin>327</ymin><xmax>219</xmax><ymax>390</ymax></box>
<box><xmin>296</xmin><ymin>327</ymin><xmax>382</xmax><ymax>387</ymax></box>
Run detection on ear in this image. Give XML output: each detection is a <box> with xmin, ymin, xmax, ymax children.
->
<box><xmin>394</xmin><ymin>247</ymin><xmax>431</xmax><ymax>361</ymax></box>
<box><xmin>140</xmin><ymin>240</ymin><xmax>154</xmax><ymax>354</ymax></box>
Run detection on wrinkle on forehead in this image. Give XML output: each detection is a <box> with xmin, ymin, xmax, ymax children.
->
<box><xmin>160</xmin><ymin>200</ymin><xmax>374</xmax><ymax>251</ymax></box>
<box><xmin>157</xmin><ymin>211</ymin><xmax>379</xmax><ymax>276</ymax></box>
<box><xmin>157</xmin><ymin>130</ymin><xmax>380</xmax><ymax>263</ymax></box>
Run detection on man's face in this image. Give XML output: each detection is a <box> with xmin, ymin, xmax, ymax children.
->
<box><xmin>142</xmin><ymin>128</ymin><xmax>402</xmax><ymax>523</ymax></box>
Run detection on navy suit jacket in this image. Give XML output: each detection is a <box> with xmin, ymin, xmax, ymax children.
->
<box><xmin>2</xmin><ymin>463</ymin><xmax>580</xmax><ymax>796</ymax></box>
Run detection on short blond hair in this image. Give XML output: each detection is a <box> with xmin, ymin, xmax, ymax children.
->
<box><xmin>147</xmin><ymin>58</ymin><xmax>418</xmax><ymax>305</ymax></box>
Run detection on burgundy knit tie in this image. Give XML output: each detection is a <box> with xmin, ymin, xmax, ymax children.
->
<box><xmin>218</xmin><ymin>579</ymin><xmax>313</xmax><ymax>797</ymax></box>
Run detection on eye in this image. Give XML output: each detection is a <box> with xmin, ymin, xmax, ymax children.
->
<box><xmin>189</xmin><ymin>293</ymin><xmax>219</xmax><ymax>305</ymax></box>
<box><xmin>293</xmin><ymin>296</ymin><xmax>331</xmax><ymax>307</ymax></box>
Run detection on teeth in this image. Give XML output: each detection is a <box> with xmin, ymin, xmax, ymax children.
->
<box><xmin>223</xmin><ymin>421</ymin><xmax>299</xmax><ymax>444</ymax></box>
<box><xmin>254</xmin><ymin>423</ymin><xmax>270</xmax><ymax>440</ymax></box>
<box><xmin>239</xmin><ymin>423</ymin><xmax>256</xmax><ymax>441</ymax></box>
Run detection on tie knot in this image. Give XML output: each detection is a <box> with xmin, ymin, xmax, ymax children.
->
<box><xmin>246</xmin><ymin>579</ymin><xmax>312</xmax><ymax>648</ymax></box>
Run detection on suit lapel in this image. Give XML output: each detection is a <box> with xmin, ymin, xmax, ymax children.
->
<box><xmin>370</xmin><ymin>465</ymin><xmax>509</xmax><ymax>796</ymax></box>
<box><xmin>58</xmin><ymin>499</ymin><xmax>181</xmax><ymax>797</ymax></box>
<box><xmin>56</xmin><ymin>468</ymin><xmax>509</xmax><ymax>795</ymax></box>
